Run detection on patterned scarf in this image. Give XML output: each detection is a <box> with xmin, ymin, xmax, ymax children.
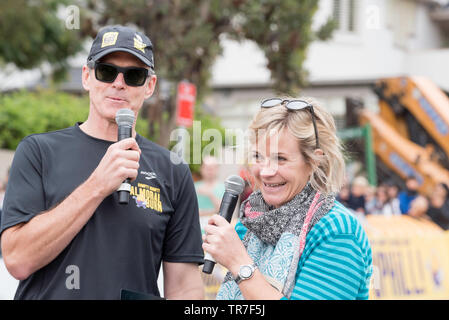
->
<box><xmin>216</xmin><ymin>182</ymin><xmax>335</xmax><ymax>299</ymax></box>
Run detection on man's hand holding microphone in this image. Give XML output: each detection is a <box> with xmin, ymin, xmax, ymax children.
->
<box><xmin>88</xmin><ymin>109</ymin><xmax>140</xmax><ymax>202</ymax></box>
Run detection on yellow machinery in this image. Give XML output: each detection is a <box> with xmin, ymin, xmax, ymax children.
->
<box><xmin>359</xmin><ymin>77</ymin><xmax>449</xmax><ymax>195</ymax></box>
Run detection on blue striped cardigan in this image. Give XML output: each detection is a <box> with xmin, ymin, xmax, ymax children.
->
<box><xmin>234</xmin><ymin>201</ymin><xmax>373</xmax><ymax>300</ymax></box>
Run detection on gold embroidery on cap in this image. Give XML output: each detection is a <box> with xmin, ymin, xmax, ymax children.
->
<box><xmin>101</xmin><ymin>32</ymin><xmax>119</xmax><ymax>48</ymax></box>
<box><xmin>134</xmin><ymin>34</ymin><xmax>146</xmax><ymax>53</ymax></box>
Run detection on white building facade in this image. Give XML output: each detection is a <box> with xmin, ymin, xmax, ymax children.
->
<box><xmin>207</xmin><ymin>0</ymin><xmax>449</xmax><ymax>132</ymax></box>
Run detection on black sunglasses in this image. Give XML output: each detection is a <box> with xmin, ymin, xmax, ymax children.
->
<box><xmin>88</xmin><ymin>62</ymin><xmax>150</xmax><ymax>87</ymax></box>
<box><xmin>261</xmin><ymin>98</ymin><xmax>320</xmax><ymax>149</ymax></box>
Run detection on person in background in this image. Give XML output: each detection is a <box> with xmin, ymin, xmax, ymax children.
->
<box><xmin>0</xmin><ymin>169</ymin><xmax>8</xmax><ymax>257</ymax></box>
<box><xmin>336</xmin><ymin>184</ymin><xmax>350</xmax><ymax>207</ymax></box>
<box><xmin>203</xmin><ymin>97</ymin><xmax>372</xmax><ymax>300</ymax></box>
<box><xmin>365</xmin><ymin>184</ymin><xmax>376</xmax><ymax>206</ymax></box>
<box><xmin>347</xmin><ymin>176</ymin><xmax>368</xmax><ymax>215</ymax></box>
<box><xmin>366</xmin><ymin>185</ymin><xmax>386</xmax><ymax>215</ymax></box>
<box><xmin>366</xmin><ymin>183</ymin><xmax>401</xmax><ymax>216</ymax></box>
<box><xmin>399</xmin><ymin>176</ymin><xmax>419</xmax><ymax>214</ymax></box>
<box><xmin>427</xmin><ymin>183</ymin><xmax>449</xmax><ymax>230</ymax></box>
<box><xmin>195</xmin><ymin>156</ymin><xmax>225</xmax><ymax>234</ymax></box>
<box><xmin>385</xmin><ymin>182</ymin><xmax>401</xmax><ymax>215</ymax></box>
<box><xmin>408</xmin><ymin>196</ymin><xmax>431</xmax><ymax>222</ymax></box>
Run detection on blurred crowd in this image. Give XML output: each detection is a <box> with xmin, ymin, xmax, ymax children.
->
<box><xmin>194</xmin><ymin>155</ymin><xmax>449</xmax><ymax>232</ymax></box>
<box><xmin>337</xmin><ymin>175</ymin><xmax>449</xmax><ymax>230</ymax></box>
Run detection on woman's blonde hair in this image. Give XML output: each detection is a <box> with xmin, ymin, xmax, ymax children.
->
<box><xmin>247</xmin><ymin>97</ymin><xmax>346</xmax><ymax>195</ymax></box>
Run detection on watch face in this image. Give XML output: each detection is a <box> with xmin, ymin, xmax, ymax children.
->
<box><xmin>240</xmin><ymin>265</ymin><xmax>252</xmax><ymax>278</ymax></box>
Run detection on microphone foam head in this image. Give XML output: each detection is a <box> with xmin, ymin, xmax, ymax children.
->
<box><xmin>115</xmin><ymin>108</ymin><xmax>135</xmax><ymax>127</ymax></box>
<box><xmin>224</xmin><ymin>175</ymin><xmax>245</xmax><ymax>195</ymax></box>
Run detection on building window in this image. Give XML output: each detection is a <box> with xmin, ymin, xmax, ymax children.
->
<box><xmin>333</xmin><ymin>0</ymin><xmax>357</xmax><ymax>33</ymax></box>
<box><xmin>348</xmin><ymin>0</ymin><xmax>355</xmax><ymax>31</ymax></box>
<box><xmin>332</xmin><ymin>0</ymin><xmax>342</xmax><ymax>29</ymax></box>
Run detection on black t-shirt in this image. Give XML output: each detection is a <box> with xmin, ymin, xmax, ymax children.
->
<box><xmin>0</xmin><ymin>124</ymin><xmax>203</xmax><ymax>299</ymax></box>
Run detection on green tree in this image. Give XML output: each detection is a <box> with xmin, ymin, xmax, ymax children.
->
<box><xmin>0</xmin><ymin>0</ymin><xmax>83</xmax><ymax>81</ymax></box>
<box><xmin>0</xmin><ymin>90</ymin><xmax>149</xmax><ymax>150</ymax></box>
<box><xmin>77</xmin><ymin>0</ymin><xmax>334</xmax><ymax>146</ymax></box>
<box><xmin>0</xmin><ymin>1</ymin><xmax>334</xmax><ymax>152</ymax></box>
<box><xmin>230</xmin><ymin>0</ymin><xmax>336</xmax><ymax>93</ymax></box>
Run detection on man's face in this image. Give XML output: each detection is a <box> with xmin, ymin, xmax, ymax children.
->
<box><xmin>82</xmin><ymin>51</ymin><xmax>157</xmax><ymax>123</ymax></box>
<box><xmin>406</xmin><ymin>178</ymin><xmax>419</xmax><ymax>191</ymax></box>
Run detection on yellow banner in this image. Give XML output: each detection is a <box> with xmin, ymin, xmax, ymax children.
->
<box><xmin>365</xmin><ymin>215</ymin><xmax>449</xmax><ymax>299</ymax></box>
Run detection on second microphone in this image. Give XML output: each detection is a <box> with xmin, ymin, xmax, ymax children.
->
<box><xmin>202</xmin><ymin>174</ymin><xmax>245</xmax><ymax>274</ymax></box>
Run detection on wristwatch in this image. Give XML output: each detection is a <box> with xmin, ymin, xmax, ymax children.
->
<box><xmin>234</xmin><ymin>264</ymin><xmax>258</xmax><ymax>284</ymax></box>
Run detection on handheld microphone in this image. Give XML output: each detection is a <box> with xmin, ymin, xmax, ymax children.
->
<box><xmin>115</xmin><ymin>108</ymin><xmax>135</xmax><ymax>205</ymax></box>
<box><xmin>202</xmin><ymin>174</ymin><xmax>245</xmax><ymax>274</ymax></box>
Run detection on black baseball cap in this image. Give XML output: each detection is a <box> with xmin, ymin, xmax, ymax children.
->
<box><xmin>87</xmin><ymin>25</ymin><xmax>154</xmax><ymax>70</ymax></box>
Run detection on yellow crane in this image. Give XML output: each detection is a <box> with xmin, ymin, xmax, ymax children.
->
<box><xmin>359</xmin><ymin>77</ymin><xmax>449</xmax><ymax>195</ymax></box>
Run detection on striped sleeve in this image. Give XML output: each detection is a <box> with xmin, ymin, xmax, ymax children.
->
<box><xmin>234</xmin><ymin>220</ymin><xmax>248</xmax><ymax>241</ymax></box>
<box><xmin>286</xmin><ymin>204</ymin><xmax>372</xmax><ymax>300</ymax></box>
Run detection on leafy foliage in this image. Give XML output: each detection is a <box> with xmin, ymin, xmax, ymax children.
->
<box><xmin>79</xmin><ymin>0</ymin><xmax>333</xmax><ymax>96</ymax></box>
<box><xmin>0</xmin><ymin>0</ymin><xmax>83</xmax><ymax>80</ymax></box>
<box><xmin>189</xmin><ymin>106</ymin><xmax>228</xmax><ymax>174</ymax></box>
<box><xmin>77</xmin><ymin>0</ymin><xmax>334</xmax><ymax>146</ymax></box>
<box><xmin>0</xmin><ymin>90</ymin><xmax>149</xmax><ymax>150</ymax></box>
<box><xmin>0</xmin><ymin>1</ymin><xmax>335</xmax><ymax>151</ymax></box>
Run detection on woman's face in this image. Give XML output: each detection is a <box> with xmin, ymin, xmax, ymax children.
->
<box><xmin>387</xmin><ymin>185</ymin><xmax>398</xmax><ymax>198</ymax></box>
<box><xmin>376</xmin><ymin>188</ymin><xmax>388</xmax><ymax>203</ymax></box>
<box><xmin>249</xmin><ymin>127</ymin><xmax>312</xmax><ymax>208</ymax></box>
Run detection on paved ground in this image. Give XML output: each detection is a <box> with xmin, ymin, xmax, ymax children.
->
<box><xmin>0</xmin><ymin>258</ymin><xmax>18</xmax><ymax>300</ymax></box>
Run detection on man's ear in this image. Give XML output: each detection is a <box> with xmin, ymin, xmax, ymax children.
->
<box><xmin>81</xmin><ymin>65</ymin><xmax>91</xmax><ymax>92</ymax></box>
<box><xmin>144</xmin><ymin>74</ymin><xmax>157</xmax><ymax>99</ymax></box>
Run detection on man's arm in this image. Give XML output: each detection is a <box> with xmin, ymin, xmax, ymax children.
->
<box><xmin>1</xmin><ymin>138</ymin><xmax>141</xmax><ymax>280</ymax></box>
<box><xmin>163</xmin><ymin>262</ymin><xmax>204</xmax><ymax>299</ymax></box>
<box><xmin>1</xmin><ymin>176</ymin><xmax>104</xmax><ymax>280</ymax></box>
<box><xmin>161</xmin><ymin>165</ymin><xmax>204</xmax><ymax>299</ymax></box>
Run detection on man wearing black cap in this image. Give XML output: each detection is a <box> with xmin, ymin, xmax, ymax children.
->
<box><xmin>0</xmin><ymin>25</ymin><xmax>205</xmax><ymax>299</ymax></box>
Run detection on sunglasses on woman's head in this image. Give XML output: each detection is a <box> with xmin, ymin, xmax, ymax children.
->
<box><xmin>88</xmin><ymin>62</ymin><xmax>150</xmax><ymax>87</ymax></box>
<box><xmin>260</xmin><ymin>98</ymin><xmax>320</xmax><ymax>149</ymax></box>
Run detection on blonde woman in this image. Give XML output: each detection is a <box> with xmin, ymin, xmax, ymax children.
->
<box><xmin>203</xmin><ymin>98</ymin><xmax>373</xmax><ymax>300</ymax></box>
